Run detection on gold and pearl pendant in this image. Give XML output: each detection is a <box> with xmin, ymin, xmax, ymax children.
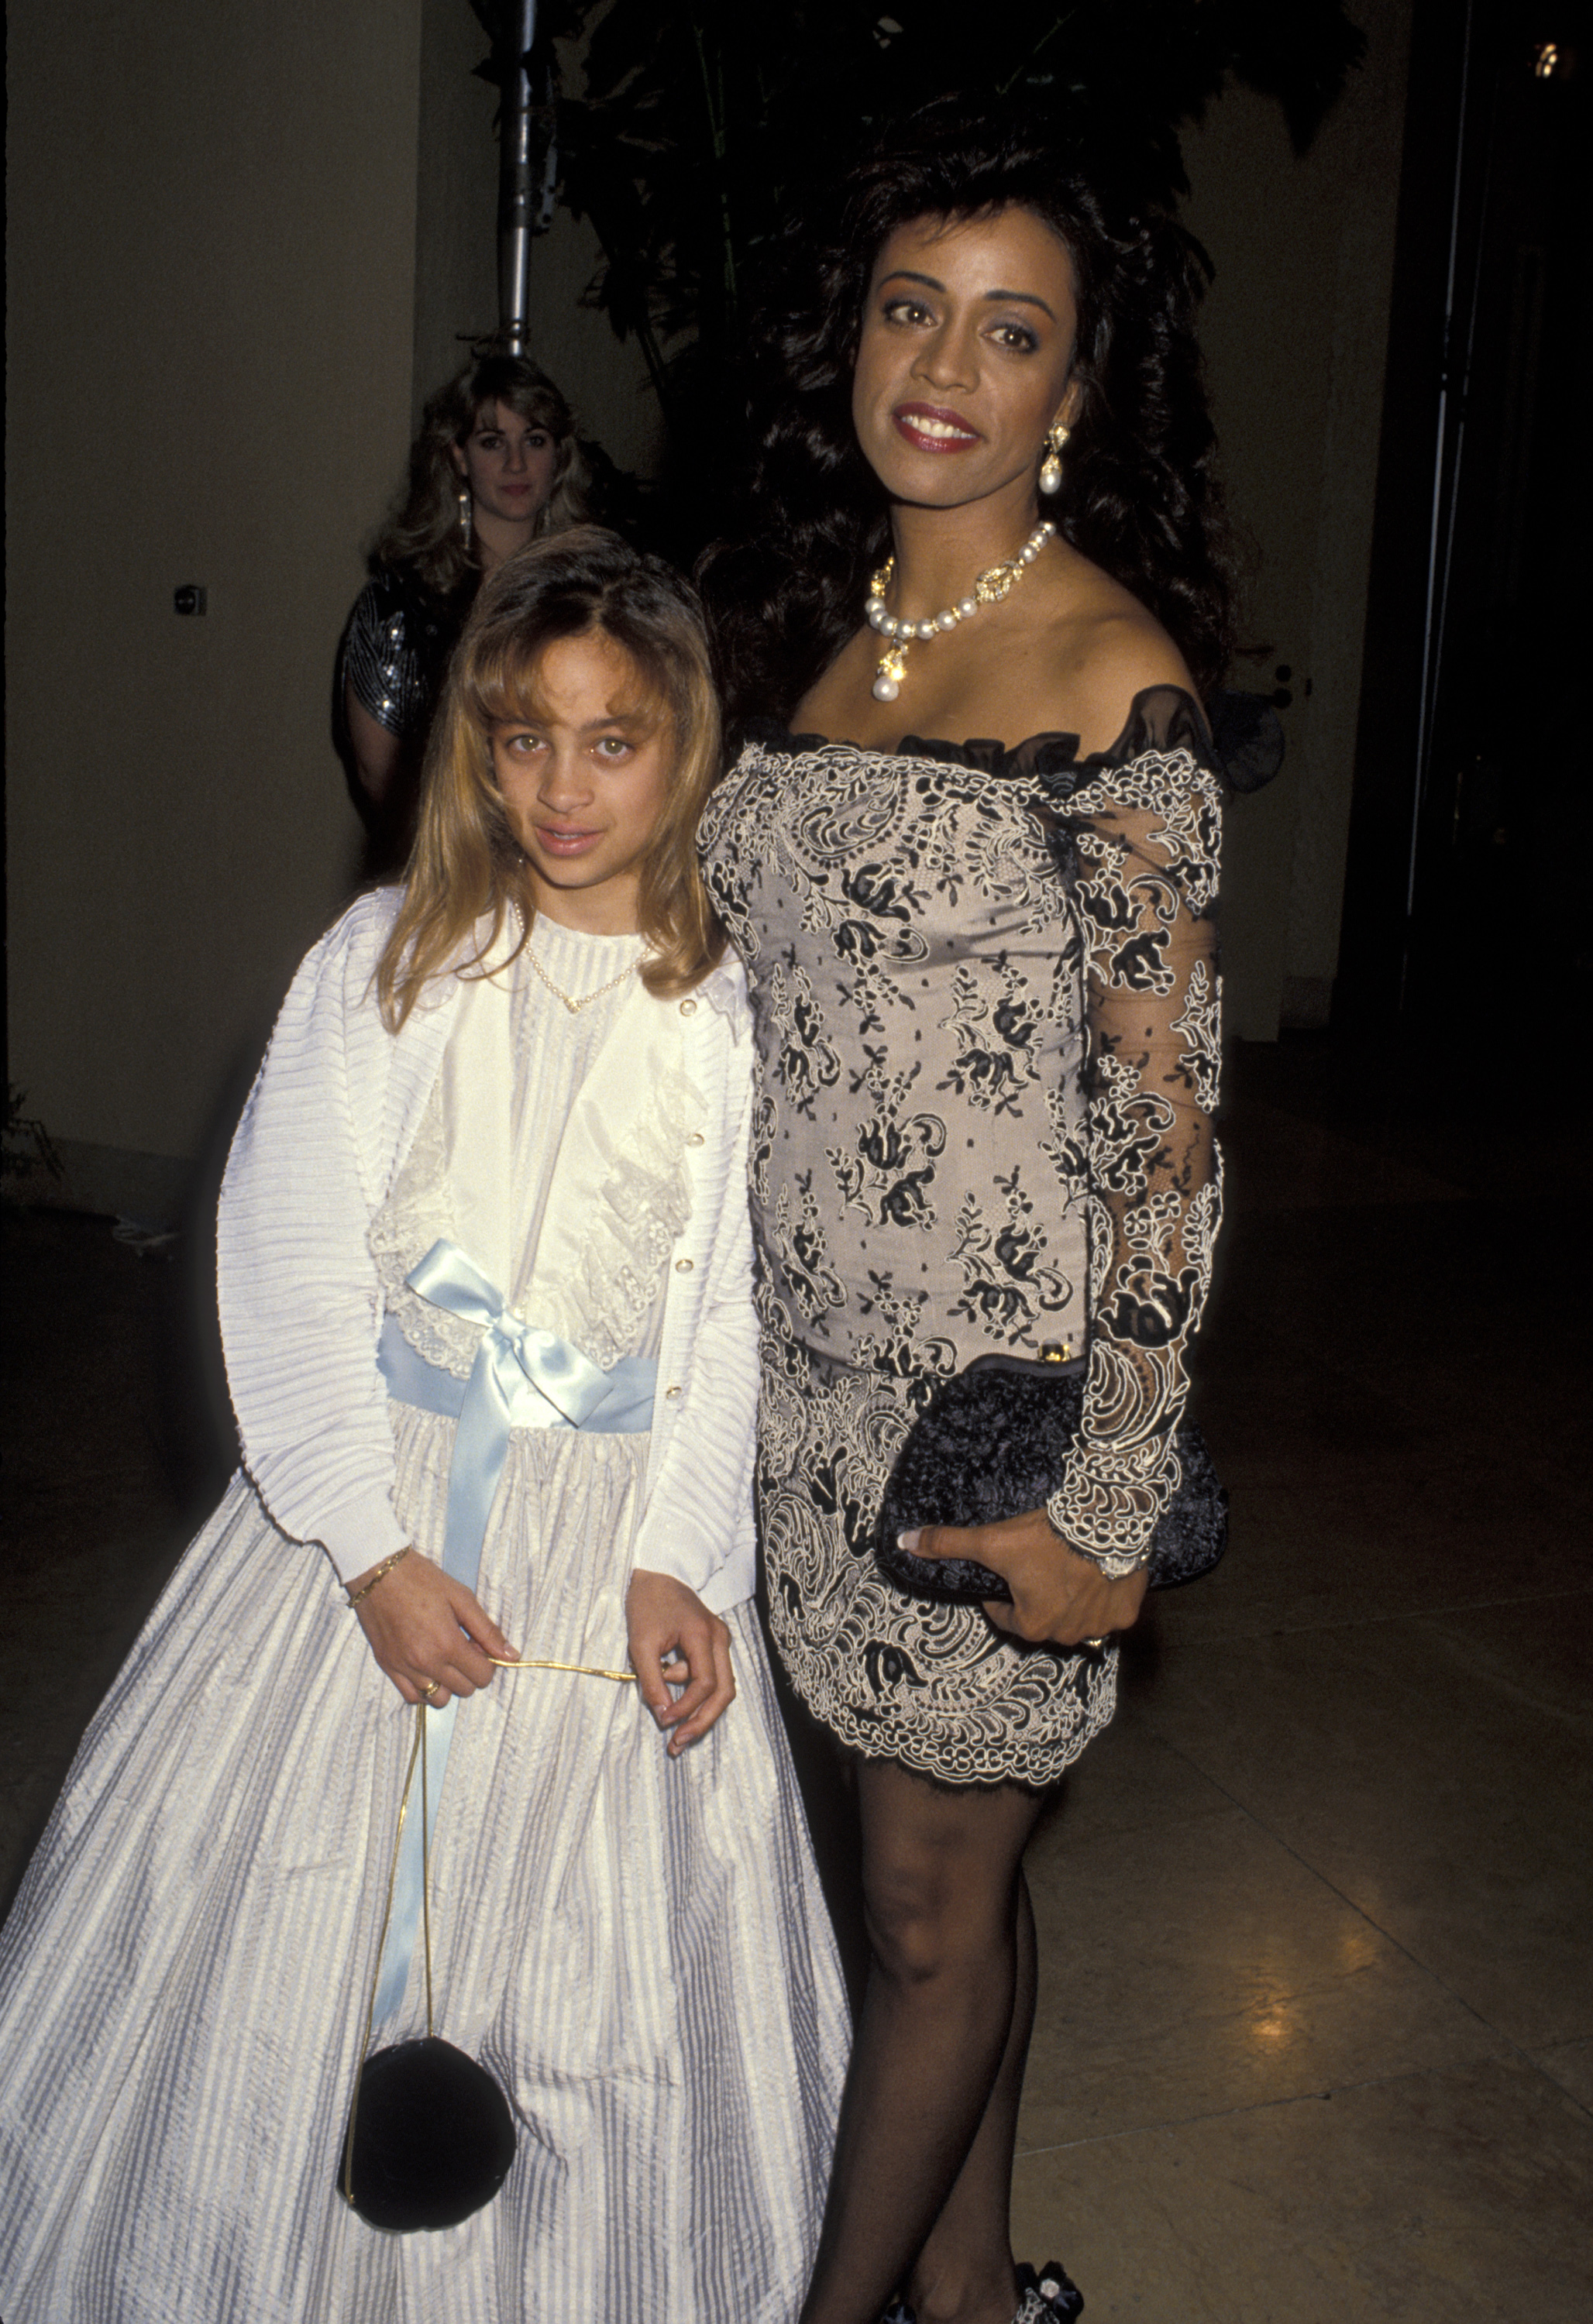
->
<box><xmin>865</xmin><ymin>520</ymin><xmax>1056</xmax><ymax>702</ymax></box>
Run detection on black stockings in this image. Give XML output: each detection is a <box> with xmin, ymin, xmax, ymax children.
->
<box><xmin>800</xmin><ymin>1759</ymin><xmax>1046</xmax><ymax>2324</ymax></box>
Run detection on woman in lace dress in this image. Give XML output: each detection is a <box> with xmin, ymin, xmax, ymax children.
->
<box><xmin>0</xmin><ymin>530</ymin><xmax>846</xmax><ymax>2323</ymax></box>
<box><xmin>698</xmin><ymin>105</ymin><xmax>1233</xmax><ymax>2324</ymax></box>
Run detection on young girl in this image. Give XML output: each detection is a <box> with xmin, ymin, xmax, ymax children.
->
<box><xmin>0</xmin><ymin>528</ymin><xmax>848</xmax><ymax>2322</ymax></box>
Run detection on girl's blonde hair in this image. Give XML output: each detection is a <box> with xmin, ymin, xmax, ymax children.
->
<box><xmin>377</xmin><ymin>528</ymin><xmax>724</xmax><ymax>1030</ymax></box>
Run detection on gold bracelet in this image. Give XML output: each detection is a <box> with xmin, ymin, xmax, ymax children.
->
<box><xmin>346</xmin><ymin>1545</ymin><xmax>412</xmax><ymax>1607</ymax></box>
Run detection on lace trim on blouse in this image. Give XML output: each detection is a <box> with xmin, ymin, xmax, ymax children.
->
<box><xmin>535</xmin><ymin>1057</ymin><xmax>704</xmax><ymax>1369</ymax></box>
<box><xmin>368</xmin><ymin>1079</ymin><xmax>477</xmax><ymax>1377</ymax></box>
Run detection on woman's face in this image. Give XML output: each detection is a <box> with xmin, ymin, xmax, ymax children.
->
<box><xmin>488</xmin><ymin>629</ymin><xmax>674</xmax><ymax>933</ymax></box>
<box><xmin>851</xmin><ymin>205</ymin><xmax>1080</xmax><ymax>512</ymax></box>
<box><xmin>450</xmin><ymin>401</ymin><xmax>559</xmax><ymax>529</ymax></box>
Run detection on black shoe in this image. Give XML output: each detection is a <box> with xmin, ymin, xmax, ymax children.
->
<box><xmin>1014</xmin><ymin>2258</ymin><xmax>1085</xmax><ymax>2320</ymax></box>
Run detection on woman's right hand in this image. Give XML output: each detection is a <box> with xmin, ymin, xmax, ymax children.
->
<box><xmin>902</xmin><ymin>1509</ymin><xmax>1150</xmax><ymax>1648</ymax></box>
<box><xmin>347</xmin><ymin>1549</ymin><xmax>518</xmax><ymax>1708</ymax></box>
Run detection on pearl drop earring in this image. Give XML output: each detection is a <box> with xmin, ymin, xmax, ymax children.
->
<box><xmin>1039</xmin><ymin>422</ymin><xmax>1071</xmax><ymax>497</ymax></box>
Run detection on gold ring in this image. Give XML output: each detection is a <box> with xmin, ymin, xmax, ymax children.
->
<box><xmin>1082</xmin><ymin>1636</ymin><xmax>1107</xmax><ymax>1652</ymax></box>
<box><xmin>420</xmin><ymin>1679</ymin><xmax>440</xmax><ymax>1697</ymax></box>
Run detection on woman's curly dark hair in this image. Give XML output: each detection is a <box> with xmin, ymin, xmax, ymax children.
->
<box><xmin>700</xmin><ymin>99</ymin><xmax>1237</xmax><ymax>732</ymax></box>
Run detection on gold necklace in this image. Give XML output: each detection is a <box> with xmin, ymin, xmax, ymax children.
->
<box><xmin>523</xmin><ymin>942</ymin><xmax>640</xmax><ymax>1015</ymax></box>
<box><xmin>865</xmin><ymin>519</ymin><xmax>1056</xmax><ymax>701</ymax></box>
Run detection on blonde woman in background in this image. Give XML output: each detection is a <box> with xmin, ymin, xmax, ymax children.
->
<box><xmin>340</xmin><ymin>353</ymin><xmax>592</xmax><ymax>855</ymax></box>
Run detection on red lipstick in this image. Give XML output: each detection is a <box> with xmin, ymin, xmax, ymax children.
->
<box><xmin>892</xmin><ymin>402</ymin><xmax>981</xmax><ymax>454</ymax></box>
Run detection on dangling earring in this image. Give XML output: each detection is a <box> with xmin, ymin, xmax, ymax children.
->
<box><xmin>457</xmin><ymin>488</ymin><xmax>474</xmax><ymax>550</ymax></box>
<box><xmin>1039</xmin><ymin>421</ymin><xmax>1070</xmax><ymax>496</ymax></box>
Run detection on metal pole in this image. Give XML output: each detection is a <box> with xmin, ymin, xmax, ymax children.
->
<box><xmin>1406</xmin><ymin>0</ymin><xmax>1488</xmax><ymax>928</ymax></box>
<box><xmin>497</xmin><ymin>0</ymin><xmax>538</xmax><ymax>354</ymax></box>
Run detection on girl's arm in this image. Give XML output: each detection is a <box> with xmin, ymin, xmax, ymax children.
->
<box><xmin>622</xmin><ymin>1002</ymin><xmax>760</xmax><ymax>1743</ymax></box>
<box><xmin>220</xmin><ymin>900</ymin><xmax>514</xmax><ymax>1702</ymax></box>
<box><xmin>628</xmin><ymin>1019</ymin><xmax>761</xmax><ymax>1614</ymax></box>
<box><xmin>624</xmin><ymin>1569</ymin><xmax>735</xmax><ymax>1757</ymax></box>
<box><xmin>217</xmin><ymin>897</ymin><xmax>425</xmax><ymax>1583</ymax></box>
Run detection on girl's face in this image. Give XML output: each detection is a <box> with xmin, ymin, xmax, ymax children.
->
<box><xmin>450</xmin><ymin>401</ymin><xmax>559</xmax><ymax>529</ymax></box>
<box><xmin>851</xmin><ymin>205</ymin><xmax>1080</xmax><ymax>513</ymax></box>
<box><xmin>489</xmin><ymin>630</ymin><xmax>674</xmax><ymax>933</ymax></box>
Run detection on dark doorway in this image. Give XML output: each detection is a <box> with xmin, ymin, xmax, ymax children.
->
<box><xmin>1335</xmin><ymin>0</ymin><xmax>1591</xmax><ymax>1056</ymax></box>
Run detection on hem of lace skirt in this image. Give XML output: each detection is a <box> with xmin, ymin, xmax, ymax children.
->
<box><xmin>769</xmin><ymin>1621</ymin><xmax>1118</xmax><ymax>1789</ymax></box>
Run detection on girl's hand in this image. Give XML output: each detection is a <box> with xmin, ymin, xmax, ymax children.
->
<box><xmin>901</xmin><ymin>1508</ymin><xmax>1150</xmax><ymax>1648</ymax></box>
<box><xmin>625</xmin><ymin>1569</ymin><xmax>735</xmax><ymax>1756</ymax></box>
<box><xmin>348</xmin><ymin>1549</ymin><xmax>518</xmax><ymax>1708</ymax></box>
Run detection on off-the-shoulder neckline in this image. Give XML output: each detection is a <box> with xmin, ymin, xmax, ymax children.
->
<box><xmin>744</xmin><ymin>682</ymin><xmax>1213</xmax><ymax>775</ymax></box>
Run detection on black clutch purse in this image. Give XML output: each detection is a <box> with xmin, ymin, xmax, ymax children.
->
<box><xmin>876</xmin><ymin>1354</ymin><xmax>1227</xmax><ymax>1604</ymax></box>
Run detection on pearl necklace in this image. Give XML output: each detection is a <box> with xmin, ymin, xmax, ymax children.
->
<box><xmin>865</xmin><ymin>520</ymin><xmax>1056</xmax><ymax>702</ymax></box>
<box><xmin>524</xmin><ymin>941</ymin><xmax>640</xmax><ymax>1015</ymax></box>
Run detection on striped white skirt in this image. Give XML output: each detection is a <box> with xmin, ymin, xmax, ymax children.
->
<box><xmin>0</xmin><ymin>1404</ymin><xmax>847</xmax><ymax>2322</ymax></box>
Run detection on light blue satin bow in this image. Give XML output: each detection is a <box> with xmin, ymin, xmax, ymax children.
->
<box><xmin>407</xmin><ymin>1239</ymin><xmax>618</xmax><ymax>1580</ymax></box>
<box><xmin>366</xmin><ymin>1239</ymin><xmax>655</xmax><ymax>2035</ymax></box>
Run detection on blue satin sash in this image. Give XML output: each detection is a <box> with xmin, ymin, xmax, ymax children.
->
<box><xmin>367</xmin><ymin>1238</ymin><xmax>655</xmax><ymax>2035</ymax></box>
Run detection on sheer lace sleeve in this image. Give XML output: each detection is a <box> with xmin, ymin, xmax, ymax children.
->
<box><xmin>1044</xmin><ymin>743</ymin><xmax>1223</xmax><ymax>1575</ymax></box>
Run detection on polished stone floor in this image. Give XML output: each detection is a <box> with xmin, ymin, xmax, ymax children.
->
<box><xmin>1013</xmin><ymin>1038</ymin><xmax>1593</xmax><ymax>2320</ymax></box>
<box><xmin>3</xmin><ymin>1033</ymin><xmax>1590</xmax><ymax>2318</ymax></box>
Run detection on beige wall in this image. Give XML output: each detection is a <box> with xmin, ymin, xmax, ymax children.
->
<box><xmin>1182</xmin><ymin>0</ymin><xmax>1414</xmax><ymax>1039</ymax></box>
<box><xmin>516</xmin><ymin>205</ymin><xmax>668</xmax><ymax>480</ymax></box>
<box><xmin>5</xmin><ymin>0</ymin><xmax>659</xmax><ymax>1220</ymax></box>
<box><xmin>6</xmin><ymin>0</ymin><xmax>423</xmax><ymax>1204</ymax></box>
<box><xmin>411</xmin><ymin>0</ymin><xmax>498</xmax><ymax>434</ymax></box>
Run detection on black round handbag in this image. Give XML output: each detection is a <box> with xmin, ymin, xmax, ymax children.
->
<box><xmin>336</xmin><ymin>1645</ymin><xmax>636</xmax><ymax>2232</ymax></box>
<box><xmin>341</xmin><ymin>2033</ymin><xmax>515</xmax><ymax>2233</ymax></box>
<box><xmin>338</xmin><ymin>1703</ymin><xmax>516</xmax><ymax>2233</ymax></box>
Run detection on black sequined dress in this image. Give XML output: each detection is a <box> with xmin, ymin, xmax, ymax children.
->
<box><xmin>339</xmin><ymin>567</ymin><xmax>470</xmax><ymax>748</ymax></box>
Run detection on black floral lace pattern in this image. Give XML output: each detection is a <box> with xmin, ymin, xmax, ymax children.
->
<box><xmin>699</xmin><ymin>686</ymin><xmax>1221</xmax><ymax>1786</ymax></box>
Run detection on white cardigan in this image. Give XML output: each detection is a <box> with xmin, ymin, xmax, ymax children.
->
<box><xmin>216</xmin><ymin>889</ymin><xmax>759</xmax><ymax>1614</ymax></box>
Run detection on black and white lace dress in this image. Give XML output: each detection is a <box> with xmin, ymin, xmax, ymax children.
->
<box><xmin>699</xmin><ymin>686</ymin><xmax>1223</xmax><ymax>1789</ymax></box>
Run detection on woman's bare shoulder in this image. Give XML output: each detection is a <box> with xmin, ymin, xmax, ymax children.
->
<box><xmin>1060</xmin><ymin>613</ymin><xmax>1194</xmax><ymax>757</ymax></box>
<box><xmin>1006</xmin><ymin>553</ymin><xmax>1196</xmax><ymax>757</ymax></box>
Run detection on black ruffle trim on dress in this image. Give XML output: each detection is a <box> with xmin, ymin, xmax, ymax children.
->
<box><xmin>746</xmin><ymin>679</ymin><xmax>1282</xmax><ymax>796</ymax></box>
